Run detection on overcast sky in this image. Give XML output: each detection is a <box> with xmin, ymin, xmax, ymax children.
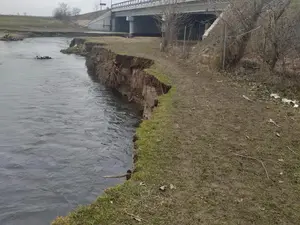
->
<box><xmin>0</xmin><ymin>0</ymin><xmax>116</xmax><ymax>16</ymax></box>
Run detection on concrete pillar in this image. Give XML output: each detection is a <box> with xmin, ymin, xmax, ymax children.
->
<box><xmin>126</xmin><ymin>16</ymin><xmax>135</xmax><ymax>37</ymax></box>
<box><xmin>111</xmin><ymin>17</ymin><xmax>116</xmax><ymax>32</ymax></box>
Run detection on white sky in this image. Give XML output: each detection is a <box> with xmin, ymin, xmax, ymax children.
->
<box><xmin>0</xmin><ymin>0</ymin><xmax>118</xmax><ymax>16</ymax></box>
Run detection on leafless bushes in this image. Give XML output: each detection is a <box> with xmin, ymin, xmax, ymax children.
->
<box><xmin>155</xmin><ymin>0</ymin><xmax>189</xmax><ymax>52</ymax></box>
<box><xmin>252</xmin><ymin>0</ymin><xmax>300</xmax><ymax>71</ymax></box>
<box><xmin>53</xmin><ymin>3</ymin><xmax>82</xmax><ymax>21</ymax></box>
<box><xmin>218</xmin><ymin>0</ymin><xmax>300</xmax><ymax>71</ymax></box>
<box><xmin>219</xmin><ymin>0</ymin><xmax>269</xmax><ymax>69</ymax></box>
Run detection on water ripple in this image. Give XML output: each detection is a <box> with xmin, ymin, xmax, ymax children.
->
<box><xmin>0</xmin><ymin>38</ymin><xmax>139</xmax><ymax>225</ymax></box>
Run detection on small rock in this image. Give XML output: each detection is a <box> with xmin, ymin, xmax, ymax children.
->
<box><xmin>280</xmin><ymin>172</ymin><xmax>283</xmax><ymax>175</ymax></box>
<box><xmin>132</xmin><ymin>134</ymin><xmax>138</xmax><ymax>142</ymax></box>
<box><xmin>139</xmin><ymin>182</ymin><xmax>145</xmax><ymax>186</ymax></box>
<box><xmin>278</xmin><ymin>180</ymin><xmax>284</xmax><ymax>184</ymax></box>
<box><xmin>278</xmin><ymin>159</ymin><xmax>284</xmax><ymax>162</ymax></box>
<box><xmin>159</xmin><ymin>185</ymin><xmax>167</xmax><ymax>191</ymax></box>
<box><xmin>236</xmin><ymin>198</ymin><xmax>243</xmax><ymax>203</ymax></box>
<box><xmin>276</xmin><ymin>132</ymin><xmax>281</xmax><ymax>137</ymax></box>
<box><xmin>170</xmin><ymin>184</ymin><xmax>176</xmax><ymax>190</ymax></box>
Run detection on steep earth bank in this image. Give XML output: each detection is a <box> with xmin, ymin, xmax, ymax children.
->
<box><xmin>52</xmin><ymin>37</ymin><xmax>172</xmax><ymax>225</ymax></box>
<box><xmin>62</xmin><ymin>38</ymin><xmax>171</xmax><ymax>119</ymax></box>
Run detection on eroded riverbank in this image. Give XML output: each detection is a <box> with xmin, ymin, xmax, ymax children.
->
<box><xmin>53</xmin><ymin>37</ymin><xmax>172</xmax><ymax>225</ymax></box>
<box><xmin>53</xmin><ymin>36</ymin><xmax>300</xmax><ymax>225</ymax></box>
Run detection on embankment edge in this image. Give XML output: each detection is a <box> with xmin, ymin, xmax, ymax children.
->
<box><xmin>52</xmin><ymin>38</ymin><xmax>173</xmax><ymax>225</ymax></box>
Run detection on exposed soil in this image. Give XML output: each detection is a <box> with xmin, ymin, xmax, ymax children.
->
<box><xmin>53</xmin><ymin>36</ymin><xmax>300</xmax><ymax>225</ymax></box>
<box><xmin>85</xmin><ymin>45</ymin><xmax>171</xmax><ymax>119</ymax></box>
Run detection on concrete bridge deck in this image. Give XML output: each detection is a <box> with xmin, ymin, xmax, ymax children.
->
<box><xmin>88</xmin><ymin>0</ymin><xmax>229</xmax><ymax>38</ymax></box>
<box><xmin>112</xmin><ymin>0</ymin><xmax>228</xmax><ymax>12</ymax></box>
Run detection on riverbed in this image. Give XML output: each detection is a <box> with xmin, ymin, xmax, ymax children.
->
<box><xmin>0</xmin><ymin>38</ymin><xmax>139</xmax><ymax>225</ymax></box>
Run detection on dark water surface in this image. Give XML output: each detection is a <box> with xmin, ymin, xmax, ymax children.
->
<box><xmin>0</xmin><ymin>38</ymin><xmax>139</xmax><ymax>225</ymax></box>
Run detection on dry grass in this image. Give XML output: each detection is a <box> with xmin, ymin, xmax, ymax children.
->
<box><xmin>53</xmin><ymin>36</ymin><xmax>300</xmax><ymax>225</ymax></box>
<box><xmin>0</xmin><ymin>15</ymin><xmax>82</xmax><ymax>32</ymax></box>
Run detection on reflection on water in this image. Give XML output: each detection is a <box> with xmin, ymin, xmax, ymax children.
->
<box><xmin>0</xmin><ymin>38</ymin><xmax>139</xmax><ymax>225</ymax></box>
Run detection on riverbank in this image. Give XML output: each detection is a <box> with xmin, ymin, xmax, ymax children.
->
<box><xmin>53</xmin><ymin>37</ymin><xmax>300</xmax><ymax>225</ymax></box>
<box><xmin>0</xmin><ymin>15</ymin><xmax>127</xmax><ymax>41</ymax></box>
<box><xmin>0</xmin><ymin>30</ymin><xmax>127</xmax><ymax>42</ymax></box>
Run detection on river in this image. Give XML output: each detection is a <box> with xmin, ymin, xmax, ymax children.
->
<box><xmin>0</xmin><ymin>38</ymin><xmax>139</xmax><ymax>225</ymax></box>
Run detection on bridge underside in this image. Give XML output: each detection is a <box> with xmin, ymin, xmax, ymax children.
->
<box><xmin>112</xmin><ymin>13</ymin><xmax>217</xmax><ymax>40</ymax></box>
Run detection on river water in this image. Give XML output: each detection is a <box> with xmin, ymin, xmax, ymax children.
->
<box><xmin>0</xmin><ymin>38</ymin><xmax>139</xmax><ymax>225</ymax></box>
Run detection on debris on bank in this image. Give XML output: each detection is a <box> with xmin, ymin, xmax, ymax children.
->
<box><xmin>0</xmin><ymin>33</ymin><xmax>24</xmax><ymax>41</ymax></box>
<box><xmin>270</xmin><ymin>93</ymin><xmax>299</xmax><ymax>108</ymax></box>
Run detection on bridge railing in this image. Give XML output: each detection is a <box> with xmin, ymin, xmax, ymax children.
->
<box><xmin>112</xmin><ymin>0</ymin><xmax>228</xmax><ymax>10</ymax></box>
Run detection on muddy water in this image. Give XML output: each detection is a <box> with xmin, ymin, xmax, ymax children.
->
<box><xmin>0</xmin><ymin>38</ymin><xmax>139</xmax><ymax>225</ymax></box>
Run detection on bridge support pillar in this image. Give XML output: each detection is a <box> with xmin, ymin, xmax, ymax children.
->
<box><xmin>126</xmin><ymin>16</ymin><xmax>135</xmax><ymax>37</ymax></box>
<box><xmin>111</xmin><ymin>17</ymin><xmax>116</xmax><ymax>32</ymax></box>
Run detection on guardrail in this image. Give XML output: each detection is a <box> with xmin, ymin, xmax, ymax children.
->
<box><xmin>112</xmin><ymin>0</ymin><xmax>228</xmax><ymax>10</ymax></box>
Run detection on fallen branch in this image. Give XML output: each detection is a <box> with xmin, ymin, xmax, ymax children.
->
<box><xmin>233</xmin><ymin>153</ymin><xmax>270</xmax><ymax>179</ymax></box>
<box><xmin>103</xmin><ymin>170</ymin><xmax>132</xmax><ymax>180</ymax></box>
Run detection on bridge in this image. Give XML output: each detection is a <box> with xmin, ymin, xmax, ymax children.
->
<box><xmin>88</xmin><ymin>0</ymin><xmax>229</xmax><ymax>39</ymax></box>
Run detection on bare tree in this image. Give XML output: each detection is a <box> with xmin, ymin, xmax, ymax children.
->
<box><xmin>94</xmin><ymin>1</ymin><xmax>100</xmax><ymax>11</ymax></box>
<box><xmin>155</xmin><ymin>0</ymin><xmax>189</xmax><ymax>52</ymax></box>
<box><xmin>53</xmin><ymin>2</ymin><xmax>71</xmax><ymax>21</ymax></box>
<box><xmin>218</xmin><ymin>0</ymin><xmax>274</xmax><ymax>69</ymax></box>
<box><xmin>253</xmin><ymin>0</ymin><xmax>300</xmax><ymax>70</ymax></box>
<box><xmin>197</xmin><ymin>0</ymin><xmax>300</xmax><ymax>72</ymax></box>
<box><xmin>72</xmin><ymin>7</ymin><xmax>81</xmax><ymax>18</ymax></box>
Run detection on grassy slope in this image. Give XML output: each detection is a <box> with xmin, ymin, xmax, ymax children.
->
<box><xmin>53</xmin><ymin>37</ymin><xmax>300</xmax><ymax>225</ymax></box>
<box><xmin>0</xmin><ymin>15</ymin><xmax>81</xmax><ymax>31</ymax></box>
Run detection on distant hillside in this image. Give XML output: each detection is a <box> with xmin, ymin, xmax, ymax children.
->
<box><xmin>0</xmin><ymin>15</ymin><xmax>83</xmax><ymax>31</ymax></box>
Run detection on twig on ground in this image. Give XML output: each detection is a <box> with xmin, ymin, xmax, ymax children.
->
<box><xmin>233</xmin><ymin>153</ymin><xmax>270</xmax><ymax>179</ymax></box>
<box><xmin>124</xmin><ymin>210</ymin><xmax>142</xmax><ymax>222</ymax></box>
<box><xmin>287</xmin><ymin>146</ymin><xmax>299</xmax><ymax>156</ymax></box>
<box><xmin>268</xmin><ymin>119</ymin><xmax>280</xmax><ymax>127</ymax></box>
<box><xmin>242</xmin><ymin>95</ymin><xmax>253</xmax><ymax>102</ymax></box>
